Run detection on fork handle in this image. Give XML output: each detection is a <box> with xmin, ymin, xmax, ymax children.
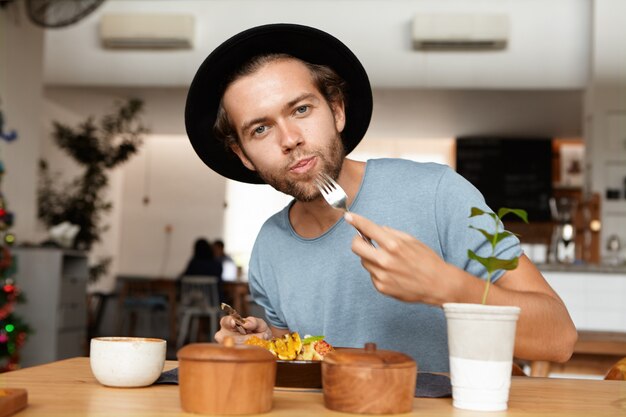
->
<box><xmin>343</xmin><ymin>209</ymin><xmax>375</xmax><ymax>247</ymax></box>
<box><xmin>354</xmin><ymin>227</ymin><xmax>375</xmax><ymax>247</ymax></box>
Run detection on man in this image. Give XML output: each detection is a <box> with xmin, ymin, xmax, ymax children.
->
<box><xmin>185</xmin><ymin>24</ymin><xmax>576</xmax><ymax>371</ymax></box>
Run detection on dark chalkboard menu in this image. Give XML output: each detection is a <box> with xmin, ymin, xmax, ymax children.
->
<box><xmin>456</xmin><ymin>137</ymin><xmax>553</xmax><ymax>221</ymax></box>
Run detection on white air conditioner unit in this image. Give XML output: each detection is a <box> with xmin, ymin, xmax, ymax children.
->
<box><xmin>100</xmin><ymin>13</ymin><xmax>195</xmax><ymax>49</ymax></box>
<box><xmin>412</xmin><ymin>13</ymin><xmax>509</xmax><ymax>51</ymax></box>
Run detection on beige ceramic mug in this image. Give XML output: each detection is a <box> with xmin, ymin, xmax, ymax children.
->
<box><xmin>90</xmin><ymin>337</ymin><xmax>166</xmax><ymax>387</ymax></box>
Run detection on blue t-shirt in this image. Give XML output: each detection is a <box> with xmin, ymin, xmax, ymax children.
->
<box><xmin>248</xmin><ymin>158</ymin><xmax>520</xmax><ymax>372</ymax></box>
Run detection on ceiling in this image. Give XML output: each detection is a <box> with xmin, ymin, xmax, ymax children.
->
<box><xmin>43</xmin><ymin>0</ymin><xmax>591</xmax><ymax>89</ymax></box>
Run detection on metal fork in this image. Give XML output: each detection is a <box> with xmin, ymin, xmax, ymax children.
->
<box><xmin>220</xmin><ymin>303</ymin><xmax>246</xmax><ymax>335</ymax></box>
<box><xmin>314</xmin><ymin>172</ymin><xmax>375</xmax><ymax>247</ymax></box>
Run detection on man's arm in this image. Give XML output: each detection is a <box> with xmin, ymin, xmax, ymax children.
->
<box><xmin>488</xmin><ymin>256</ymin><xmax>577</xmax><ymax>362</ymax></box>
<box><xmin>438</xmin><ymin>255</ymin><xmax>577</xmax><ymax>362</ymax></box>
<box><xmin>344</xmin><ymin>212</ymin><xmax>577</xmax><ymax>363</ymax></box>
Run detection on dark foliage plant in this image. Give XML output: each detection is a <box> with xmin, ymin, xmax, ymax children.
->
<box><xmin>37</xmin><ymin>99</ymin><xmax>147</xmax><ymax>281</ymax></box>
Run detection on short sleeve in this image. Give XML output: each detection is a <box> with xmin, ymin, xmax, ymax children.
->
<box><xmin>435</xmin><ymin>167</ymin><xmax>522</xmax><ymax>283</ymax></box>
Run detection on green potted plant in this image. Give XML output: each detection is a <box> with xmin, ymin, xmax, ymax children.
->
<box><xmin>443</xmin><ymin>207</ymin><xmax>527</xmax><ymax>412</ymax></box>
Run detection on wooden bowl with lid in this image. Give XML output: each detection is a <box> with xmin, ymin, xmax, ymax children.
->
<box><xmin>177</xmin><ymin>337</ymin><xmax>276</xmax><ymax>415</ymax></box>
<box><xmin>322</xmin><ymin>343</ymin><xmax>417</xmax><ymax>414</ymax></box>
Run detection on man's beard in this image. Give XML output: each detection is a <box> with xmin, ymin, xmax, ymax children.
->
<box><xmin>252</xmin><ymin>133</ymin><xmax>345</xmax><ymax>202</ymax></box>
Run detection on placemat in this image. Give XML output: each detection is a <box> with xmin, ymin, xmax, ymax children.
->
<box><xmin>155</xmin><ymin>367</ymin><xmax>179</xmax><ymax>385</ymax></box>
<box><xmin>414</xmin><ymin>373</ymin><xmax>452</xmax><ymax>398</ymax></box>
<box><xmin>155</xmin><ymin>368</ymin><xmax>451</xmax><ymax>398</ymax></box>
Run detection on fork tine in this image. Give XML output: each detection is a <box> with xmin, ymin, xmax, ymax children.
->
<box><xmin>316</xmin><ymin>173</ymin><xmax>332</xmax><ymax>193</ymax></box>
<box><xmin>314</xmin><ymin>177</ymin><xmax>330</xmax><ymax>195</ymax></box>
<box><xmin>316</xmin><ymin>172</ymin><xmax>376</xmax><ymax>248</ymax></box>
<box><xmin>319</xmin><ymin>172</ymin><xmax>337</xmax><ymax>191</ymax></box>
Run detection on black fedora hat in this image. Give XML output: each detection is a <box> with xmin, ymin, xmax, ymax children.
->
<box><xmin>185</xmin><ymin>23</ymin><xmax>373</xmax><ymax>184</ymax></box>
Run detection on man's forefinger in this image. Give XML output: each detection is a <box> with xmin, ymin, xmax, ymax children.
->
<box><xmin>344</xmin><ymin>212</ymin><xmax>389</xmax><ymax>248</ymax></box>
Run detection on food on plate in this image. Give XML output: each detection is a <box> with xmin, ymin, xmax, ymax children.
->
<box><xmin>244</xmin><ymin>332</ymin><xmax>333</xmax><ymax>361</ymax></box>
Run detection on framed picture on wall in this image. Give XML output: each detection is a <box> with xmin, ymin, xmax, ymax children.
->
<box><xmin>559</xmin><ymin>143</ymin><xmax>584</xmax><ymax>188</ymax></box>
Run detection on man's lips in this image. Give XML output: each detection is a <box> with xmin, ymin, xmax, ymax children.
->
<box><xmin>289</xmin><ymin>156</ymin><xmax>316</xmax><ymax>174</ymax></box>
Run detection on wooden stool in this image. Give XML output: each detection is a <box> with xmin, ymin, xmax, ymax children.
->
<box><xmin>530</xmin><ymin>330</ymin><xmax>626</xmax><ymax>377</ymax></box>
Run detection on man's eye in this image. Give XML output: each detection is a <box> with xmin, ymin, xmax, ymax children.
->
<box><xmin>254</xmin><ymin>126</ymin><xmax>267</xmax><ymax>135</ymax></box>
<box><xmin>296</xmin><ymin>105</ymin><xmax>309</xmax><ymax>114</ymax></box>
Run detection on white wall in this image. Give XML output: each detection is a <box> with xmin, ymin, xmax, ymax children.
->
<box><xmin>369</xmin><ymin>89</ymin><xmax>582</xmax><ymax>138</ymax></box>
<box><xmin>0</xmin><ymin>1</ymin><xmax>44</xmax><ymax>243</ymax></box>
<box><xmin>43</xmin><ymin>0</ymin><xmax>590</xmax><ymax>89</ymax></box>
<box><xmin>584</xmin><ymin>0</ymin><xmax>626</xmax><ymax>260</ymax></box>
<box><xmin>117</xmin><ymin>134</ymin><xmax>226</xmax><ymax>280</ymax></box>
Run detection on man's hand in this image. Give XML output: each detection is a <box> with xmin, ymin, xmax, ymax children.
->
<box><xmin>215</xmin><ymin>315</ymin><xmax>273</xmax><ymax>344</ymax></box>
<box><xmin>344</xmin><ymin>212</ymin><xmax>461</xmax><ymax>305</ymax></box>
<box><xmin>345</xmin><ymin>212</ymin><xmax>577</xmax><ymax>362</ymax></box>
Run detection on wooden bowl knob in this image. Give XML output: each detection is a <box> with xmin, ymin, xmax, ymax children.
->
<box><xmin>364</xmin><ymin>343</ymin><xmax>376</xmax><ymax>352</ymax></box>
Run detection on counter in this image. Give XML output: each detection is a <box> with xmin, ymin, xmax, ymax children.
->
<box><xmin>538</xmin><ymin>263</ymin><xmax>626</xmax><ymax>274</ymax></box>
<box><xmin>539</xmin><ymin>266</ymin><xmax>625</xmax><ymax>333</ymax></box>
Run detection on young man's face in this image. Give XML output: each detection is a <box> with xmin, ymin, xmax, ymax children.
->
<box><xmin>223</xmin><ymin>58</ymin><xmax>346</xmax><ymax>201</ymax></box>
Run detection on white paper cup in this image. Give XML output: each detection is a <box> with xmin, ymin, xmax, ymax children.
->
<box><xmin>443</xmin><ymin>303</ymin><xmax>520</xmax><ymax>411</ymax></box>
<box><xmin>90</xmin><ymin>337</ymin><xmax>166</xmax><ymax>387</ymax></box>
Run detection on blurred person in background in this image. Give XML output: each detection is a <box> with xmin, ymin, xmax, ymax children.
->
<box><xmin>213</xmin><ymin>239</ymin><xmax>238</xmax><ymax>282</ymax></box>
<box><xmin>179</xmin><ymin>238</ymin><xmax>224</xmax><ymax>300</ymax></box>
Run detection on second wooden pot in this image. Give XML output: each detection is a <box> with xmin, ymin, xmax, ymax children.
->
<box><xmin>322</xmin><ymin>343</ymin><xmax>417</xmax><ymax>414</ymax></box>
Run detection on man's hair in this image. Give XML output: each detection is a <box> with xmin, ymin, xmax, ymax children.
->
<box><xmin>213</xmin><ymin>53</ymin><xmax>348</xmax><ymax>148</ymax></box>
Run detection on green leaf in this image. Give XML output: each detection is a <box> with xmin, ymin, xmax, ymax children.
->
<box><xmin>468</xmin><ymin>250</ymin><xmax>491</xmax><ymax>272</ymax></box>
<box><xmin>468</xmin><ymin>250</ymin><xmax>519</xmax><ymax>274</ymax></box>
<box><xmin>468</xmin><ymin>226</ymin><xmax>496</xmax><ymax>244</ymax></box>
<box><xmin>469</xmin><ymin>207</ymin><xmax>497</xmax><ymax>221</ymax></box>
<box><xmin>497</xmin><ymin>208</ymin><xmax>528</xmax><ymax>223</ymax></box>
<box><xmin>469</xmin><ymin>207</ymin><xmax>486</xmax><ymax>217</ymax></box>
<box><xmin>494</xmin><ymin>230</ymin><xmax>516</xmax><ymax>244</ymax></box>
<box><xmin>302</xmin><ymin>335</ymin><xmax>325</xmax><ymax>345</ymax></box>
<box><xmin>469</xmin><ymin>228</ymin><xmax>516</xmax><ymax>246</ymax></box>
<box><xmin>489</xmin><ymin>257</ymin><xmax>519</xmax><ymax>271</ymax></box>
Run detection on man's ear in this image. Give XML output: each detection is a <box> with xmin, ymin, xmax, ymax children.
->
<box><xmin>229</xmin><ymin>143</ymin><xmax>256</xmax><ymax>172</ymax></box>
<box><xmin>331</xmin><ymin>100</ymin><xmax>346</xmax><ymax>133</ymax></box>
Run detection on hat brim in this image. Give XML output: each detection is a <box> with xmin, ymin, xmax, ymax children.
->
<box><xmin>185</xmin><ymin>23</ymin><xmax>373</xmax><ymax>184</ymax></box>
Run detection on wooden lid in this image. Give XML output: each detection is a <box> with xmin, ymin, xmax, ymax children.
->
<box><xmin>324</xmin><ymin>343</ymin><xmax>415</xmax><ymax>369</ymax></box>
<box><xmin>177</xmin><ymin>338</ymin><xmax>275</xmax><ymax>363</ymax></box>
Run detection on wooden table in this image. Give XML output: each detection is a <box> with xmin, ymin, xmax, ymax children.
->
<box><xmin>531</xmin><ymin>330</ymin><xmax>626</xmax><ymax>377</ymax></box>
<box><xmin>1</xmin><ymin>357</ymin><xmax>625</xmax><ymax>416</ymax></box>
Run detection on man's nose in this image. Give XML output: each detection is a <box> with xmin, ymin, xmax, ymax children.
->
<box><xmin>278</xmin><ymin>121</ymin><xmax>303</xmax><ymax>152</ymax></box>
